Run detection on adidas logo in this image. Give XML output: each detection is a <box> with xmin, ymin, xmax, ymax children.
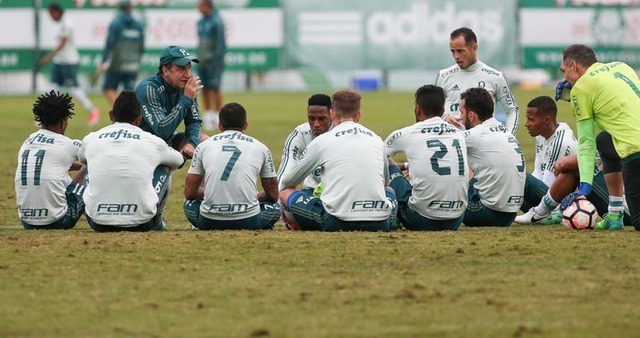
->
<box><xmin>452</xmin><ymin>84</ymin><xmax>460</xmax><ymax>91</ymax></box>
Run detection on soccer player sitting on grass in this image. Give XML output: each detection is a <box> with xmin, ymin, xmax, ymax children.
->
<box><xmin>514</xmin><ymin>152</ymin><xmax>631</xmax><ymax>226</ymax></box>
<box><xmin>183</xmin><ymin>102</ymin><xmax>281</xmax><ymax>230</ymax></box>
<box><xmin>384</xmin><ymin>85</ymin><xmax>469</xmax><ymax>231</ymax></box>
<box><xmin>457</xmin><ymin>88</ymin><xmax>525</xmax><ymax>227</ymax></box>
<box><xmin>515</xmin><ymin>96</ymin><xmax>577</xmax><ymax>225</ymax></box>
<box><xmin>276</xmin><ymin>93</ymin><xmax>332</xmax><ymax>194</ymax></box>
<box><xmin>79</xmin><ymin>91</ymin><xmax>184</xmax><ymax>232</ymax></box>
<box><xmin>279</xmin><ymin>89</ymin><xmax>397</xmax><ymax>232</ymax></box>
<box><xmin>15</xmin><ymin>90</ymin><xmax>86</xmax><ymax>230</ymax></box>
<box><xmin>556</xmin><ymin>44</ymin><xmax>640</xmax><ymax>230</ymax></box>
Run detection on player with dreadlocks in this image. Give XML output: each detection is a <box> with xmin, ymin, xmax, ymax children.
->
<box><xmin>15</xmin><ymin>90</ymin><xmax>87</xmax><ymax>229</ymax></box>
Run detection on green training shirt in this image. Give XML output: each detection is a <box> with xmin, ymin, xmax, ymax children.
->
<box><xmin>570</xmin><ymin>61</ymin><xmax>640</xmax><ymax>184</ymax></box>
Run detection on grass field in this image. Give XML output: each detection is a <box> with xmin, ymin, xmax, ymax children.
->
<box><xmin>1</xmin><ymin>89</ymin><xmax>640</xmax><ymax>337</ymax></box>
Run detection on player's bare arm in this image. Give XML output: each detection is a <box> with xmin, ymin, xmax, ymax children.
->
<box><xmin>553</xmin><ymin>155</ymin><xmax>578</xmax><ymax>176</ymax></box>
<box><xmin>258</xmin><ymin>177</ymin><xmax>279</xmax><ymax>202</ymax></box>
<box><xmin>184</xmin><ymin>173</ymin><xmax>204</xmax><ymax>200</ymax></box>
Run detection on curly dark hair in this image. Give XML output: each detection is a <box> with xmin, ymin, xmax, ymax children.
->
<box><xmin>33</xmin><ymin>90</ymin><xmax>75</xmax><ymax>127</ymax></box>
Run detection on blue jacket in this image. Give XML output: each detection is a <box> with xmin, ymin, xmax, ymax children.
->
<box><xmin>135</xmin><ymin>73</ymin><xmax>202</xmax><ymax>148</ymax></box>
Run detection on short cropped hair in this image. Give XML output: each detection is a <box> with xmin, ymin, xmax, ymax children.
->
<box><xmin>33</xmin><ymin>90</ymin><xmax>74</xmax><ymax>127</ymax></box>
<box><xmin>308</xmin><ymin>94</ymin><xmax>331</xmax><ymax>111</ymax></box>
<box><xmin>331</xmin><ymin>90</ymin><xmax>361</xmax><ymax>118</ymax></box>
<box><xmin>527</xmin><ymin>96</ymin><xmax>557</xmax><ymax>119</ymax></box>
<box><xmin>450</xmin><ymin>27</ymin><xmax>477</xmax><ymax>45</ymax></box>
<box><xmin>415</xmin><ymin>85</ymin><xmax>445</xmax><ymax>117</ymax></box>
<box><xmin>219</xmin><ymin>102</ymin><xmax>247</xmax><ymax>130</ymax></box>
<box><xmin>562</xmin><ymin>44</ymin><xmax>598</xmax><ymax>68</ymax></box>
<box><xmin>112</xmin><ymin>91</ymin><xmax>140</xmax><ymax>123</ymax></box>
<box><xmin>461</xmin><ymin>87</ymin><xmax>494</xmax><ymax>121</ymax></box>
<box><xmin>48</xmin><ymin>2</ymin><xmax>63</xmax><ymax>13</ymax></box>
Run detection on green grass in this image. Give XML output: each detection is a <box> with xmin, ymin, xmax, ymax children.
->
<box><xmin>2</xmin><ymin>89</ymin><xmax>639</xmax><ymax>337</ymax></box>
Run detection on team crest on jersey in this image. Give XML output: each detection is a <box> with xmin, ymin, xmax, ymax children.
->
<box><xmin>478</xmin><ymin>81</ymin><xmax>486</xmax><ymax>88</ymax></box>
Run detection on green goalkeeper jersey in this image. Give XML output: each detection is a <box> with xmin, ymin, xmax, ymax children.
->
<box><xmin>570</xmin><ymin>61</ymin><xmax>640</xmax><ymax>185</ymax></box>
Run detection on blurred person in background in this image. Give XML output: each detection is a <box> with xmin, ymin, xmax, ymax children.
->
<box><xmin>197</xmin><ymin>0</ymin><xmax>227</xmax><ymax>131</ymax></box>
<box><xmin>96</xmin><ymin>1</ymin><xmax>145</xmax><ymax>105</ymax></box>
<box><xmin>40</xmin><ymin>2</ymin><xmax>100</xmax><ymax>126</ymax></box>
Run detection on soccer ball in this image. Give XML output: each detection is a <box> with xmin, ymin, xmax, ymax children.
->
<box><xmin>561</xmin><ymin>199</ymin><xmax>599</xmax><ymax>230</ymax></box>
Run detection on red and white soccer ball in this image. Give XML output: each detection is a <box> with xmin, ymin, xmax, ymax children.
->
<box><xmin>561</xmin><ymin>199</ymin><xmax>599</xmax><ymax>230</ymax></box>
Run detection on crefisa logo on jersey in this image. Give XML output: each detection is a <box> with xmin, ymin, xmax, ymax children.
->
<box><xmin>27</xmin><ymin>133</ymin><xmax>54</xmax><ymax>144</ymax></box>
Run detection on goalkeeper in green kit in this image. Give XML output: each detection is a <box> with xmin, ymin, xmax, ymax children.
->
<box><xmin>556</xmin><ymin>44</ymin><xmax>640</xmax><ymax>230</ymax></box>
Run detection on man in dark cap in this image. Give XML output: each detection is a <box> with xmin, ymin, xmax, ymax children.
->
<box><xmin>135</xmin><ymin>45</ymin><xmax>204</xmax><ymax>159</ymax></box>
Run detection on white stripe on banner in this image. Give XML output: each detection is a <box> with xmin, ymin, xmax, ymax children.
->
<box><xmin>298</xmin><ymin>11</ymin><xmax>363</xmax><ymax>46</ymax></box>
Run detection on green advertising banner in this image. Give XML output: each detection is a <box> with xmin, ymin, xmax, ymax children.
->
<box><xmin>0</xmin><ymin>2</ymin><xmax>282</xmax><ymax>73</ymax></box>
<box><xmin>4</xmin><ymin>0</ymin><xmax>280</xmax><ymax>9</ymax></box>
<box><xmin>520</xmin><ymin>2</ymin><xmax>640</xmax><ymax>68</ymax></box>
<box><xmin>284</xmin><ymin>0</ymin><xmax>517</xmax><ymax>71</ymax></box>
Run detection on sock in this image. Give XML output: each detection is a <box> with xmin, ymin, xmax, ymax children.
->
<box><xmin>608</xmin><ymin>195</ymin><xmax>625</xmax><ymax>215</ymax></box>
<box><xmin>70</xmin><ymin>87</ymin><xmax>94</xmax><ymax>112</ymax></box>
<box><xmin>535</xmin><ymin>193</ymin><xmax>559</xmax><ymax>216</ymax></box>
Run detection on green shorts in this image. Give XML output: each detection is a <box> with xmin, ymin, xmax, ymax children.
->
<box><xmin>102</xmin><ymin>71</ymin><xmax>137</xmax><ymax>91</ymax></box>
<box><xmin>389</xmin><ymin>164</ymin><xmax>462</xmax><ymax>231</ymax></box>
<box><xmin>521</xmin><ymin>173</ymin><xmax>550</xmax><ymax>212</ymax></box>
<box><xmin>198</xmin><ymin>61</ymin><xmax>224</xmax><ymax>90</ymax></box>
<box><xmin>464</xmin><ymin>179</ymin><xmax>516</xmax><ymax>227</ymax></box>
<box><xmin>285</xmin><ymin>189</ymin><xmax>396</xmax><ymax>232</ymax></box>
<box><xmin>51</xmin><ymin>64</ymin><xmax>78</xmax><ymax>87</ymax></box>
<box><xmin>22</xmin><ymin>182</ymin><xmax>86</xmax><ymax>230</ymax></box>
<box><xmin>183</xmin><ymin>200</ymin><xmax>280</xmax><ymax>230</ymax></box>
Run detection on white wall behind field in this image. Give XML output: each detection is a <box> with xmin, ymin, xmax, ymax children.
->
<box><xmin>0</xmin><ymin>68</ymin><xmax>552</xmax><ymax>95</ymax></box>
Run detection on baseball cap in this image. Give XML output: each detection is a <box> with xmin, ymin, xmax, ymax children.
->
<box><xmin>159</xmin><ymin>46</ymin><xmax>200</xmax><ymax>67</ymax></box>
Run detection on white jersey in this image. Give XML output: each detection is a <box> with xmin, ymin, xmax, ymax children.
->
<box><xmin>79</xmin><ymin>123</ymin><xmax>183</xmax><ymax>226</ymax></box>
<box><xmin>385</xmin><ymin>117</ymin><xmax>469</xmax><ymax>220</ymax></box>
<box><xmin>53</xmin><ymin>15</ymin><xmax>79</xmax><ymax>65</ymax></box>
<box><xmin>532</xmin><ymin>122</ymin><xmax>577</xmax><ymax>187</ymax></box>
<box><xmin>188</xmin><ymin>130</ymin><xmax>276</xmax><ymax>220</ymax></box>
<box><xmin>435</xmin><ymin>61</ymin><xmax>519</xmax><ymax>135</ymax></box>
<box><xmin>276</xmin><ymin>122</ymin><xmax>321</xmax><ymax>191</ymax></box>
<box><xmin>465</xmin><ymin>118</ymin><xmax>525</xmax><ymax>212</ymax></box>
<box><xmin>15</xmin><ymin>130</ymin><xmax>82</xmax><ymax>225</ymax></box>
<box><xmin>280</xmin><ymin>121</ymin><xmax>392</xmax><ymax>221</ymax></box>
